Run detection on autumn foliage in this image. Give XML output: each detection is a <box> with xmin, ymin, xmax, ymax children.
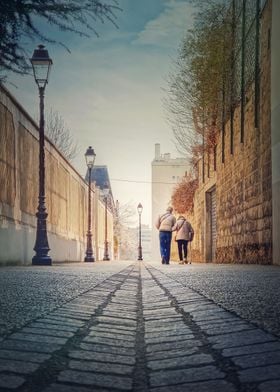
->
<box><xmin>172</xmin><ymin>175</ymin><xmax>199</xmax><ymax>214</ymax></box>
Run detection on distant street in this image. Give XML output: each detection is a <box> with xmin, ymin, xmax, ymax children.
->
<box><xmin>0</xmin><ymin>261</ymin><xmax>280</xmax><ymax>391</ymax></box>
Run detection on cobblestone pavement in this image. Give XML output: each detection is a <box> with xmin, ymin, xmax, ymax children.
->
<box><xmin>0</xmin><ymin>261</ymin><xmax>280</xmax><ymax>391</ymax></box>
<box><xmin>154</xmin><ymin>262</ymin><xmax>280</xmax><ymax>338</ymax></box>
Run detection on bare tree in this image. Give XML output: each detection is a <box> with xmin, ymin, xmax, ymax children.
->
<box><xmin>165</xmin><ymin>0</ymin><xmax>232</xmax><ymax>165</ymax></box>
<box><xmin>45</xmin><ymin>109</ymin><xmax>79</xmax><ymax>161</ymax></box>
<box><xmin>114</xmin><ymin>200</ymin><xmax>137</xmax><ymax>260</ymax></box>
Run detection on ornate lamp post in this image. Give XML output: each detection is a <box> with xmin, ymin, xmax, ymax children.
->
<box><xmin>30</xmin><ymin>45</ymin><xmax>53</xmax><ymax>266</ymax></box>
<box><xmin>137</xmin><ymin>203</ymin><xmax>143</xmax><ymax>261</ymax></box>
<box><xmin>103</xmin><ymin>185</ymin><xmax>110</xmax><ymax>261</ymax></box>
<box><xmin>84</xmin><ymin>146</ymin><xmax>96</xmax><ymax>262</ymax></box>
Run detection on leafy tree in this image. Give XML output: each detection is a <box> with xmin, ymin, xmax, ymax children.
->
<box><xmin>45</xmin><ymin>109</ymin><xmax>79</xmax><ymax>161</ymax></box>
<box><xmin>0</xmin><ymin>0</ymin><xmax>120</xmax><ymax>77</ymax></box>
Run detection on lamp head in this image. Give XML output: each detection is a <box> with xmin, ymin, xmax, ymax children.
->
<box><xmin>30</xmin><ymin>45</ymin><xmax>53</xmax><ymax>88</ymax></box>
<box><xmin>137</xmin><ymin>203</ymin><xmax>143</xmax><ymax>215</ymax></box>
<box><xmin>85</xmin><ymin>146</ymin><xmax>96</xmax><ymax>169</ymax></box>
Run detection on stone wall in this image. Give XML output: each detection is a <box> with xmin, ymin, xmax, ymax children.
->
<box><xmin>189</xmin><ymin>0</ymin><xmax>272</xmax><ymax>264</ymax></box>
<box><xmin>0</xmin><ymin>85</ymin><xmax>113</xmax><ymax>265</ymax></box>
<box><xmin>271</xmin><ymin>0</ymin><xmax>280</xmax><ymax>265</ymax></box>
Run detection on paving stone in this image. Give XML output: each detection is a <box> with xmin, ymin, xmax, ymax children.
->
<box><xmin>146</xmin><ymin>339</ymin><xmax>201</xmax><ymax>354</ymax></box>
<box><xmin>69</xmin><ymin>350</ymin><xmax>136</xmax><ymax>365</ymax></box>
<box><xmin>102</xmin><ymin>311</ymin><xmax>137</xmax><ymax>321</ymax></box>
<box><xmin>69</xmin><ymin>359</ymin><xmax>133</xmax><ymax>375</ymax></box>
<box><xmin>0</xmin><ymin>358</ymin><xmax>39</xmax><ymax>374</ymax></box>
<box><xmin>202</xmin><ymin>322</ymin><xmax>255</xmax><ymax>336</ymax></box>
<box><xmin>88</xmin><ymin>330</ymin><xmax>135</xmax><ymax>341</ymax></box>
<box><xmin>58</xmin><ymin>369</ymin><xmax>133</xmax><ymax>390</ymax></box>
<box><xmin>143</xmin><ymin>308</ymin><xmax>178</xmax><ymax>316</ymax></box>
<box><xmin>143</xmin><ymin>301</ymin><xmax>171</xmax><ymax>309</ymax></box>
<box><xmin>94</xmin><ymin>322</ymin><xmax>136</xmax><ymax>331</ymax></box>
<box><xmin>222</xmin><ymin>342</ymin><xmax>280</xmax><ymax>357</ymax></box>
<box><xmin>51</xmin><ymin>311</ymin><xmax>91</xmax><ymax>320</ymax></box>
<box><xmin>232</xmin><ymin>350</ymin><xmax>280</xmax><ymax>368</ymax></box>
<box><xmin>62</xmin><ymin>305</ymin><xmax>96</xmax><ymax>313</ymax></box>
<box><xmin>144</xmin><ymin>314</ymin><xmax>182</xmax><ymax>322</ymax></box>
<box><xmin>197</xmin><ymin>318</ymin><xmax>242</xmax><ymax>326</ymax></box>
<box><xmin>83</xmin><ymin>335</ymin><xmax>135</xmax><ymax>348</ymax></box>
<box><xmin>39</xmin><ymin>317</ymin><xmax>83</xmax><ymax>328</ymax></box>
<box><xmin>80</xmin><ymin>342</ymin><xmax>135</xmax><ymax>356</ymax></box>
<box><xmin>9</xmin><ymin>332</ymin><xmax>68</xmax><ymax>345</ymax></box>
<box><xmin>181</xmin><ymin>303</ymin><xmax>220</xmax><ymax>313</ymax></box>
<box><xmin>146</xmin><ymin>328</ymin><xmax>193</xmax><ymax>339</ymax></box>
<box><xmin>21</xmin><ymin>327</ymin><xmax>74</xmax><ymax>338</ymax></box>
<box><xmin>239</xmin><ymin>364</ymin><xmax>280</xmax><ymax>382</ymax></box>
<box><xmin>259</xmin><ymin>380</ymin><xmax>280</xmax><ymax>392</ymax></box>
<box><xmin>150</xmin><ymin>365</ymin><xmax>225</xmax><ymax>386</ymax></box>
<box><xmin>145</xmin><ymin>333</ymin><xmax>195</xmax><ymax>344</ymax></box>
<box><xmin>0</xmin><ymin>339</ymin><xmax>60</xmax><ymax>353</ymax></box>
<box><xmin>150</xmin><ymin>379</ymin><xmax>236</xmax><ymax>392</ymax></box>
<box><xmin>106</xmin><ymin>305</ymin><xmax>137</xmax><ymax>312</ymax></box>
<box><xmin>43</xmin><ymin>384</ymin><xmax>100</xmax><ymax>392</ymax></box>
<box><xmin>145</xmin><ymin>319</ymin><xmax>184</xmax><ymax>330</ymax></box>
<box><xmin>32</xmin><ymin>319</ymin><xmax>80</xmax><ymax>332</ymax></box>
<box><xmin>0</xmin><ymin>349</ymin><xmax>50</xmax><ymax>363</ymax></box>
<box><xmin>191</xmin><ymin>309</ymin><xmax>231</xmax><ymax>321</ymax></box>
<box><xmin>0</xmin><ymin>374</ymin><xmax>26</xmax><ymax>389</ymax></box>
<box><xmin>209</xmin><ymin>330</ymin><xmax>276</xmax><ymax>349</ymax></box>
<box><xmin>148</xmin><ymin>353</ymin><xmax>215</xmax><ymax>370</ymax></box>
<box><xmin>96</xmin><ymin>316</ymin><xmax>136</xmax><ymax>327</ymax></box>
<box><xmin>90</xmin><ymin>325</ymin><xmax>136</xmax><ymax>336</ymax></box>
<box><xmin>43</xmin><ymin>316</ymin><xmax>84</xmax><ymax>327</ymax></box>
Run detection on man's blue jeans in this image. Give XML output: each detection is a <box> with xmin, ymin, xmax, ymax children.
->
<box><xmin>159</xmin><ymin>231</ymin><xmax>172</xmax><ymax>263</ymax></box>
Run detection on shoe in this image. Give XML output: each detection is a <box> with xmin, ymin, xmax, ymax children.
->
<box><xmin>162</xmin><ymin>257</ymin><xmax>166</xmax><ymax>264</ymax></box>
<box><xmin>179</xmin><ymin>261</ymin><xmax>184</xmax><ymax>264</ymax></box>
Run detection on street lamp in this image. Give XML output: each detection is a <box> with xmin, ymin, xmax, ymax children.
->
<box><xmin>84</xmin><ymin>146</ymin><xmax>96</xmax><ymax>262</ymax></box>
<box><xmin>137</xmin><ymin>203</ymin><xmax>143</xmax><ymax>261</ymax></box>
<box><xmin>103</xmin><ymin>184</ymin><xmax>110</xmax><ymax>261</ymax></box>
<box><xmin>30</xmin><ymin>45</ymin><xmax>53</xmax><ymax>266</ymax></box>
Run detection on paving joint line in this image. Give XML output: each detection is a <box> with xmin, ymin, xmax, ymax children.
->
<box><xmin>0</xmin><ymin>264</ymin><xmax>136</xmax><ymax>342</ymax></box>
<box><xmin>132</xmin><ymin>262</ymin><xmax>149</xmax><ymax>392</ymax></box>
<box><xmin>4</xmin><ymin>264</ymin><xmax>136</xmax><ymax>392</ymax></box>
<box><xmin>144</xmin><ymin>263</ymin><xmax>258</xmax><ymax>392</ymax></box>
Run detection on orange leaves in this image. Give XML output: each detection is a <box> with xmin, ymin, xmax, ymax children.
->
<box><xmin>171</xmin><ymin>175</ymin><xmax>199</xmax><ymax>214</ymax></box>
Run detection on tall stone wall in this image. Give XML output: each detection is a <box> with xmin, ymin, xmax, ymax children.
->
<box><xmin>271</xmin><ymin>0</ymin><xmax>280</xmax><ymax>265</ymax></box>
<box><xmin>0</xmin><ymin>85</ymin><xmax>113</xmax><ymax>265</ymax></box>
<box><xmin>189</xmin><ymin>0</ymin><xmax>272</xmax><ymax>264</ymax></box>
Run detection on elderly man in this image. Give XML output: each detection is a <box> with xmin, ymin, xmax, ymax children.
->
<box><xmin>155</xmin><ymin>206</ymin><xmax>176</xmax><ymax>264</ymax></box>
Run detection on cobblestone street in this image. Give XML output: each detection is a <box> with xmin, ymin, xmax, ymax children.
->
<box><xmin>1</xmin><ymin>261</ymin><xmax>280</xmax><ymax>391</ymax></box>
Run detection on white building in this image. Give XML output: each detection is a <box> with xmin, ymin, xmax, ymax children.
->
<box><xmin>151</xmin><ymin>144</ymin><xmax>188</xmax><ymax>260</ymax></box>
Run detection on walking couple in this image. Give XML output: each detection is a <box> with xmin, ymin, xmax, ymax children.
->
<box><xmin>155</xmin><ymin>207</ymin><xmax>194</xmax><ymax>264</ymax></box>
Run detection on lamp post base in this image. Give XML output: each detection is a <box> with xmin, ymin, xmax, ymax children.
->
<box><xmin>103</xmin><ymin>256</ymin><xmax>110</xmax><ymax>261</ymax></box>
<box><xmin>32</xmin><ymin>255</ymin><xmax>52</xmax><ymax>266</ymax></box>
<box><xmin>84</xmin><ymin>256</ymin><xmax>95</xmax><ymax>262</ymax></box>
<box><xmin>138</xmin><ymin>257</ymin><xmax>143</xmax><ymax>261</ymax></box>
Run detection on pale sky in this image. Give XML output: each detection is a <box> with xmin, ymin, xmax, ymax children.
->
<box><xmin>6</xmin><ymin>0</ymin><xmax>194</xmax><ymax>226</ymax></box>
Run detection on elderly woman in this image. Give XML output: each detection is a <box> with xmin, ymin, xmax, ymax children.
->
<box><xmin>172</xmin><ymin>215</ymin><xmax>194</xmax><ymax>264</ymax></box>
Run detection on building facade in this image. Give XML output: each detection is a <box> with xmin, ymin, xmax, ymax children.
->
<box><xmin>151</xmin><ymin>144</ymin><xmax>188</xmax><ymax>260</ymax></box>
<box><xmin>188</xmin><ymin>0</ymin><xmax>279</xmax><ymax>265</ymax></box>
